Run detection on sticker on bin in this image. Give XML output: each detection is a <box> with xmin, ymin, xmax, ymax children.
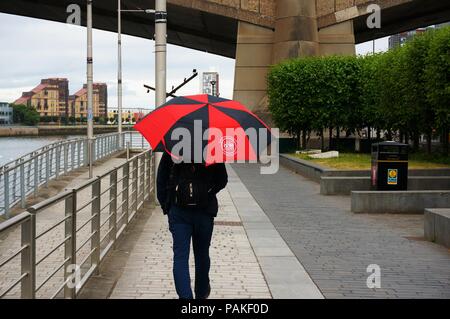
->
<box><xmin>387</xmin><ymin>169</ymin><xmax>398</xmax><ymax>185</ymax></box>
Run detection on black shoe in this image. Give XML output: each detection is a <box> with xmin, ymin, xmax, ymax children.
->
<box><xmin>196</xmin><ymin>284</ymin><xmax>211</xmax><ymax>299</ymax></box>
<box><xmin>204</xmin><ymin>284</ymin><xmax>211</xmax><ymax>299</ymax></box>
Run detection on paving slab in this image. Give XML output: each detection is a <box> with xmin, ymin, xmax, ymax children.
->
<box><xmin>80</xmin><ymin>179</ymin><xmax>272</xmax><ymax>299</ymax></box>
<box><xmin>226</xmin><ymin>165</ymin><xmax>324</xmax><ymax>299</ymax></box>
<box><xmin>231</xmin><ymin>163</ymin><xmax>450</xmax><ymax>299</ymax></box>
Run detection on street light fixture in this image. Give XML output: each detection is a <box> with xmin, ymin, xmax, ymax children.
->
<box><xmin>117</xmin><ymin>2</ymin><xmax>156</xmax><ymax>149</ymax></box>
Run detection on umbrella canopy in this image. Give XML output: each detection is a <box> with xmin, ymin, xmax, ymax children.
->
<box><xmin>134</xmin><ymin>94</ymin><xmax>272</xmax><ymax>165</ymax></box>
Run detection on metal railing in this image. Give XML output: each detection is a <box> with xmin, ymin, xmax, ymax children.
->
<box><xmin>0</xmin><ymin>148</ymin><xmax>155</xmax><ymax>298</ymax></box>
<box><xmin>0</xmin><ymin>131</ymin><xmax>150</xmax><ymax>217</ymax></box>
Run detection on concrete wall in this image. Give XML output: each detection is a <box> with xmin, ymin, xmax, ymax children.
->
<box><xmin>280</xmin><ymin>154</ymin><xmax>450</xmax><ymax>195</ymax></box>
<box><xmin>0</xmin><ymin>126</ymin><xmax>122</xmax><ymax>137</ymax></box>
<box><xmin>0</xmin><ymin>126</ymin><xmax>38</xmax><ymax>136</ymax></box>
<box><xmin>280</xmin><ymin>154</ymin><xmax>326</xmax><ymax>182</ymax></box>
<box><xmin>425</xmin><ymin>209</ymin><xmax>450</xmax><ymax>248</ymax></box>
<box><xmin>321</xmin><ymin>176</ymin><xmax>450</xmax><ymax>195</ymax></box>
<box><xmin>351</xmin><ymin>191</ymin><xmax>450</xmax><ymax>214</ymax></box>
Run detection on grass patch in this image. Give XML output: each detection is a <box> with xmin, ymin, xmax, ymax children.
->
<box><xmin>292</xmin><ymin>152</ymin><xmax>450</xmax><ymax>170</ymax></box>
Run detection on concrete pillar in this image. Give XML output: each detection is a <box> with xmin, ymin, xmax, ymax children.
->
<box><xmin>272</xmin><ymin>0</ymin><xmax>319</xmax><ymax>64</ymax></box>
<box><xmin>233</xmin><ymin>21</ymin><xmax>274</xmax><ymax>113</ymax></box>
<box><xmin>233</xmin><ymin>0</ymin><xmax>355</xmax><ymax>120</ymax></box>
<box><xmin>319</xmin><ymin>20</ymin><xmax>356</xmax><ymax>56</ymax></box>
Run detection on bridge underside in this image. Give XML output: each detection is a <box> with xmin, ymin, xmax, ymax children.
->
<box><xmin>353</xmin><ymin>0</ymin><xmax>450</xmax><ymax>43</ymax></box>
<box><xmin>0</xmin><ymin>0</ymin><xmax>238</xmax><ymax>58</ymax></box>
<box><xmin>2</xmin><ymin>0</ymin><xmax>450</xmax><ymax>116</ymax></box>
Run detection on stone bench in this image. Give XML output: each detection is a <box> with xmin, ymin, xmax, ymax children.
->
<box><xmin>425</xmin><ymin>209</ymin><xmax>450</xmax><ymax>248</ymax></box>
<box><xmin>321</xmin><ymin>176</ymin><xmax>450</xmax><ymax>195</ymax></box>
<box><xmin>351</xmin><ymin>191</ymin><xmax>450</xmax><ymax>214</ymax></box>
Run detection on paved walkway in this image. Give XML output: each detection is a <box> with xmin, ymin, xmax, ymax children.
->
<box><xmin>80</xmin><ymin>165</ymin><xmax>323</xmax><ymax>299</ymax></box>
<box><xmin>231</xmin><ymin>163</ymin><xmax>450</xmax><ymax>299</ymax></box>
<box><xmin>3</xmin><ymin>156</ymin><xmax>448</xmax><ymax>299</ymax></box>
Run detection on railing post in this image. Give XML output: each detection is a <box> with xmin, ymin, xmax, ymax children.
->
<box><xmin>4</xmin><ymin>171</ymin><xmax>10</xmax><ymax>219</ymax></box>
<box><xmin>132</xmin><ymin>158</ymin><xmax>138</xmax><ymax>215</ymax></box>
<box><xmin>122</xmin><ymin>162</ymin><xmax>129</xmax><ymax>225</ymax></box>
<box><xmin>71</xmin><ymin>142</ymin><xmax>75</xmax><ymax>171</ymax></box>
<box><xmin>92</xmin><ymin>138</ymin><xmax>97</xmax><ymax>162</ymax></box>
<box><xmin>12</xmin><ymin>164</ymin><xmax>17</xmax><ymax>203</ymax></box>
<box><xmin>49</xmin><ymin>148</ymin><xmax>53</xmax><ymax>178</ymax></box>
<box><xmin>77</xmin><ymin>141</ymin><xmax>81</xmax><ymax>168</ymax></box>
<box><xmin>21</xmin><ymin>212</ymin><xmax>36</xmax><ymax>299</ymax></box>
<box><xmin>38</xmin><ymin>155</ymin><xmax>43</xmax><ymax>184</ymax></box>
<box><xmin>64</xmin><ymin>190</ymin><xmax>77</xmax><ymax>299</ymax></box>
<box><xmin>91</xmin><ymin>178</ymin><xmax>101</xmax><ymax>274</ymax></box>
<box><xmin>126</xmin><ymin>142</ymin><xmax>130</xmax><ymax>160</ymax></box>
<box><xmin>55</xmin><ymin>145</ymin><xmax>61</xmax><ymax>179</ymax></box>
<box><xmin>109</xmin><ymin>170</ymin><xmax>117</xmax><ymax>247</ymax></box>
<box><xmin>45</xmin><ymin>150</ymin><xmax>50</xmax><ymax>187</ymax></box>
<box><xmin>143</xmin><ymin>155</ymin><xmax>148</xmax><ymax>202</ymax></box>
<box><xmin>33</xmin><ymin>157</ymin><xmax>38</xmax><ymax>196</ymax></box>
<box><xmin>147</xmin><ymin>151</ymin><xmax>155</xmax><ymax>204</ymax></box>
<box><xmin>84</xmin><ymin>140</ymin><xmax>89</xmax><ymax>167</ymax></box>
<box><xmin>20</xmin><ymin>160</ymin><xmax>26</xmax><ymax>209</ymax></box>
<box><xmin>64</xmin><ymin>144</ymin><xmax>68</xmax><ymax>174</ymax></box>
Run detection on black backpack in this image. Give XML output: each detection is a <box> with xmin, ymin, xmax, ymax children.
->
<box><xmin>168</xmin><ymin>163</ymin><xmax>211</xmax><ymax>208</ymax></box>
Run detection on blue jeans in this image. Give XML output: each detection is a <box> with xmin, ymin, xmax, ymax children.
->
<box><xmin>168</xmin><ymin>205</ymin><xmax>214</xmax><ymax>299</ymax></box>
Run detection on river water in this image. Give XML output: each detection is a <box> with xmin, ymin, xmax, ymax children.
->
<box><xmin>0</xmin><ymin>136</ymin><xmax>76</xmax><ymax>166</ymax></box>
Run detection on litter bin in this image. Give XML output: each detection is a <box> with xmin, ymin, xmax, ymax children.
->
<box><xmin>371</xmin><ymin>141</ymin><xmax>408</xmax><ymax>191</ymax></box>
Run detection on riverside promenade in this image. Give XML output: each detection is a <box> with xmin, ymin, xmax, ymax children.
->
<box><xmin>79</xmin><ymin>165</ymin><xmax>322</xmax><ymax>299</ymax></box>
<box><xmin>1</xmin><ymin>154</ymin><xmax>449</xmax><ymax>299</ymax></box>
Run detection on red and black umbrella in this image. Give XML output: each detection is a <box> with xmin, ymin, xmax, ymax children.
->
<box><xmin>134</xmin><ymin>94</ymin><xmax>272</xmax><ymax>165</ymax></box>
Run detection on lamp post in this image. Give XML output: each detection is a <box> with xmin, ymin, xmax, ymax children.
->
<box><xmin>117</xmin><ymin>4</ymin><xmax>156</xmax><ymax>149</ymax></box>
<box><xmin>87</xmin><ymin>0</ymin><xmax>94</xmax><ymax>178</ymax></box>
<box><xmin>155</xmin><ymin>0</ymin><xmax>167</xmax><ymax>109</ymax></box>
<box><xmin>154</xmin><ymin>0</ymin><xmax>167</xmax><ymax>196</ymax></box>
<box><xmin>117</xmin><ymin>0</ymin><xmax>123</xmax><ymax>148</ymax></box>
<box><xmin>115</xmin><ymin>1</ymin><xmax>166</xmax><ymax>194</ymax></box>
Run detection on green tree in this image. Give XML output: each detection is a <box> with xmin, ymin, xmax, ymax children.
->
<box><xmin>425</xmin><ymin>26</ymin><xmax>450</xmax><ymax>155</ymax></box>
<box><xmin>359</xmin><ymin>54</ymin><xmax>385</xmax><ymax>140</ymax></box>
<box><xmin>402</xmin><ymin>29</ymin><xmax>436</xmax><ymax>152</ymax></box>
<box><xmin>11</xmin><ymin>104</ymin><xmax>39</xmax><ymax>126</ymax></box>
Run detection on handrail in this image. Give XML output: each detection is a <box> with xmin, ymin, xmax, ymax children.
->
<box><xmin>0</xmin><ymin>131</ymin><xmax>149</xmax><ymax>217</ymax></box>
<box><xmin>0</xmin><ymin>147</ymin><xmax>155</xmax><ymax>299</ymax></box>
<box><xmin>0</xmin><ymin>212</ymin><xmax>31</xmax><ymax>233</ymax></box>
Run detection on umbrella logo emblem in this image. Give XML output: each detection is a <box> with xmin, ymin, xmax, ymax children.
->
<box><xmin>220</xmin><ymin>136</ymin><xmax>237</xmax><ymax>156</ymax></box>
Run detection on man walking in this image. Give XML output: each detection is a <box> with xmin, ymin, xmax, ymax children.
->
<box><xmin>157</xmin><ymin>152</ymin><xmax>228</xmax><ymax>299</ymax></box>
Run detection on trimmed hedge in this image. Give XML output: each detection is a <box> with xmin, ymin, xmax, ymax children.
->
<box><xmin>268</xmin><ymin>26</ymin><xmax>450</xmax><ymax>154</ymax></box>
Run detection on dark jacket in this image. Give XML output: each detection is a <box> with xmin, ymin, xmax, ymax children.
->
<box><xmin>156</xmin><ymin>152</ymin><xmax>228</xmax><ymax>217</ymax></box>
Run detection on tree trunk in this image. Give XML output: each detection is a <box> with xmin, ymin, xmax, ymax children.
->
<box><xmin>368</xmin><ymin>126</ymin><xmax>371</xmax><ymax>142</ymax></box>
<box><xmin>413</xmin><ymin>131</ymin><xmax>420</xmax><ymax>153</ymax></box>
<box><xmin>328</xmin><ymin>127</ymin><xmax>333</xmax><ymax>151</ymax></box>
<box><xmin>443</xmin><ymin>126</ymin><xmax>449</xmax><ymax>156</ymax></box>
<box><xmin>336</xmin><ymin>126</ymin><xmax>340</xmax><ymax>152</ymax></box>
<box><xmin>321</xmin><ymin>129</ymin><xmax>325</xmax><ymax>151</ymax></box>
<box><xmin>427</xmin><ymin>131</ymin><xmax>432</xmax><ymax>155</ymax></box>
<box><xmin>355</xmin><ymin>131</ymin><xmax>361</xmax><ymax>153</ymax></box>
<box><xmin>302</xmin><ymin>129</ymin><xmax>307</xmax><ymax>150</ymax></box>
<box><xmin>376</xmin><ymin>129</ymin><xmax>381</xmax><ymax>140</ymax></box>
<box><xmin>386</xmin><ymin>131</ymin><xmax>392</xmax><ymax>141</ymax></box>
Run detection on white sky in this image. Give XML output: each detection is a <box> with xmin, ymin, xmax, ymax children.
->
<box><xmin>0</xmin><ymin>13</ymin><xmax>388</xmax><ymax>110</ymax></box>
